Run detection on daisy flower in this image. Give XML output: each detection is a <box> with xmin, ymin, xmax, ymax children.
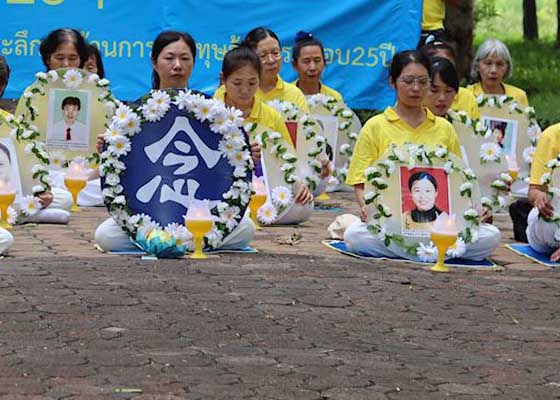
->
<box><xmin>62</xmin><ymin>69</ymin><xmax>83</xmax><ymax>89</ymax></box>
<box><xmin>417</xmin><ymin>241</ymin><xmax>438</xmax><ymax>262</ymax></box>
<box><xmin>20</xmin><ymin>195</ymin><xmax>41</xmax><ymax>216</ymax></box>
<box><xmin>165</xmin><ymin>223</ymin><xmax>192</xmax><ymax>246</ymax></box>
<box><xmin>114</xmin><ymin>104</ymin><xmax>134</xmax><ymax>127</ymax></box>
<box><xmin>229</xmin><ymin>149</ymin><xmax>251</xmax><ymax>167</ymax></box>
<box><xmin>87</xmin><ymin>73</ymin><xmax>100</xmax><ymax>84</ymax></box>
<box><xmin>523</xmin><ymin>146</ymin><xmax>536</xmax><ymax>164</ymax></box>
<box><xmin>257</xmin><ymin>202</ymin><xmax>277</xmax><ymax>224</ymax></box>
<box><xmin>446</xmin><ymin>237</ymin><xmax>467</xmax><ymax>258</ymax></box>
<box><xmin>193</xmin><ymin>99</ymin><xmax>214</xmax><ymax>121</ymax></box>
<box><xmin>47</xmin><ymin>70</ymin><xmax>59</xmax><ymax>82</ymax></box>
<box><xmin>121</xmin><ymin>113</ymin><xmax>141</xmax><ymax>135</ymax></box>
<box><xmin>480</xmin><ymin>142</ymin><xmax>502</xmax><ymax>163</ymax></box>
<box><xmin>108</xmin><ymin>136</ymin><xmax>131</xmax><ymax>156</ymax></box>
<box><xmin>271</xmin><ymin>186</ymin><xmax>292</xmax><ymax>207</ymax></box>
<box><xmin>219</xmin><ymin>205</ymin><xmax>241</xmax><ymax>231</ymax></box>
<box><xmin>49</xmin><ymin>151</ymin><xmax>65</xmax><ymax>170</ymax></box>
<box><xmin>205</xmin><ymin>226</ymin><xmax>224</xmax><ymax>249</ymax></box>
<box><xmin>150</xmin><ymin>90</ymin><xmax>171</xmax><ymax>112</ymax></box>
<box><xmin>6</xmin><ymin>206</ymin><xmax>17</xmax><ymax>225</ymax></box>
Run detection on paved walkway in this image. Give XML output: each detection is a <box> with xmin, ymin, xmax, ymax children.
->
<box><xmin>0</xmin><ymin>193</ymin><xmax>559</xmax><ymax>399</ymax></box>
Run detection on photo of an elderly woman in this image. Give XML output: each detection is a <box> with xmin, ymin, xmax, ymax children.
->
<box><xmin>402</xmin><ymin>170</ymin><xmax>445</xmax><ymax>232</ymax></box>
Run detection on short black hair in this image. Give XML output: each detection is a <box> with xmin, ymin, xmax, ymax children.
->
<box><xmin>419</xmin><ymin>40</ymin><xmax>456</xmax><ymax>62</ymax></box>
<box><xmin>87</xmin><ymin>43</ymin><xmax>105</xmax><ymax>79</ymax></box>
<box><xmin>243</xmin><ymin>27</ymin><xmax>280</xmax><ymax>50</ymax></box>
<box><xmin>222</xmin><ymin>44</ymin><xmax>261</xmax><ymax>79</ymax></box>
<box><xmin>408</xmin><ymin>171</ymin><xmax>438</xmax><ymax>191</ymax></box>
<box><xmin>292</xmin><ymin>31</ymin><xmax>325</xmax><ymax>62</ymax></box>
<box><xmin>151</xmin><ymin>30</ymin><xmax>197</xmax><ymax>89</ymax></box>
<box><xmin>429</xmin><ymin>57</ymin><xmax>459</xmax><ymax>92</ymax></box>
<box><xmin>61</xmin><ymin>96</ymin><xmax>81</xmax><ymax>110</ymax></box>
<box><xmin>39</xmin><ymin>28</ymin><xmax>88</xmax><ymax>70</ymax></box>
<box><xmin>389</xmin><ymin>50</ymin><xmax>430</xmax><ymax>82</ymax></box>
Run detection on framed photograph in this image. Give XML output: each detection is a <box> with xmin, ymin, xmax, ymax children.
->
<box><xmin>0</xmin><ymin>137</ymin><xmax>23</xmax><ymax>195</ymax></box>
<box><xmin>400</xmin><ymin>166</ymin><xmax>450</xmax><ymax>236</ymax></box>
<box><xmin>46</xmin><ymin>88</ymin><xmax>92</xmax><ymax>150</ymax></box>
<box><xmin>481</xmin><ymin>116</ymin><xmax>519</xmax><ymax>157</ymax></box>
<box><xmin>313</xmin><ymin>114</ymin><xmax>339</xmax><ymax>166</ymax></box>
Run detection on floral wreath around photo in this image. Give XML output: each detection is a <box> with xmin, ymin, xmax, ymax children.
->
<box><xmin>307</xmin><ymin>93</ymin><xmax>358</xmax><ymax>189</ymax></box>
<box><xmin>267</xmin><ymin>99</ymin><xmax>326</xmax><ymax>192</ymax></box>
<box><xmin>537</xmin><ymin>153</ymin><xmax>560</xmax><ymax>226</ymax></box>
<box><xmin>364</xmin><ymin>144</ymin><xmax>481</xmax><ymax>261</ymax></box>
<box><xmin>244</xmin><ymin>122</ymin><xmax>298</xmax><ymax>224</ymax></box>
<box><xmin>100</xmin><ymin>89</ymin><xmax>253</xmax><ymax>255</ymax></box>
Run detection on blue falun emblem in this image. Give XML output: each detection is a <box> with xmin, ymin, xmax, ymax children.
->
<box><xmin>120</xmin><ymin>104</ymin><xmax>236</xmax><ymax>226</ymax></box>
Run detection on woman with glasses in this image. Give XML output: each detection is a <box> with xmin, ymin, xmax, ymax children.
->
<box><xmin>342</xmin><ymin>50</ymin><xmax>500</xmax><ymax>261</ymax></box>
<box><xmin>467</xmin><ymin>39</ymin><xmax>528</xmax><ymax>107</ymax></box>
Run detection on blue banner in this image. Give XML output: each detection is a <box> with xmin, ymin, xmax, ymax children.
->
<box><xmin>0</xmin><ymin>0</ymin><xmax>422</xmax><ymax>109</ymax></box>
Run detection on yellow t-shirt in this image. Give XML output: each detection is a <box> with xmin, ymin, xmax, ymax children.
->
<box><xmin>255</xmin><ymin>76</ymin><xmax>309</xmax><ymax>112</ymax></box>
<box><xmin>451</xmin><ymin>87</ymin><xmax>480</xmax><ymax>119</ymax></box>
<box><xmin>466</xmin><ymin>82</ymin><xmax>529</xmax><ymax>107</ymax></box>
<box><xmin>292</xmin><ymin>80</ymin><xmax>344</xmax><ymax>104</ymax></box>
<box><xmin>213</xmin><ymin>90</ymin><xmax>294</xmax><ymax>148</ymax></box>
<box><xmin>422</xmin><ymin>0</ymin><xmax>445</xmax><ymax>31</ymax></box>
<box><xmin>529</xmin><ymin>123</ymin><xmax>560</xmax><ymax>186</ymax></box>
<box><xmin>346</xmin><ymin>106</ymin><xmax>461</xmax><ymax>185</ymax></box>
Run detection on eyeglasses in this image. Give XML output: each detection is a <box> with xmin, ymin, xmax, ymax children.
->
<box><xmin>256</xmin><ymin>49</ymin><xmax>282</xmax><ymax>61</ymax></box>
<box><xmin>398</xmin><ymin>75</ymin><xmax>430</xmax><ymax>87</ymax></box>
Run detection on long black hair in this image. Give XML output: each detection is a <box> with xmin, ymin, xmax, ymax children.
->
<box><xmin>151</xmin><ymin>31</ymin><xmax>197</xmax><ymax>89</ymax></box>
<box><xmin>87</xmin><ymin>43</ymin><xmax>105</xmax><ymax>79</ymax></box>
<box><xmin>39</xmin><ymin>28</ymin><xmax>88</xmax><ymax>70</ymax></box>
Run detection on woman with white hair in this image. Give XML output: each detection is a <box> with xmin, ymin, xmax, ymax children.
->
<box><xmin>467</xmin><ymin>38</ymin><xmax>529</xmax><ymax>106</ymax></box>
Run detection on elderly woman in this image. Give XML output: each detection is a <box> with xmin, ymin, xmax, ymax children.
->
<box><xmin>467</xmin><ymin>39</ymin><xmax>529</xmax><ymax>106</ymax></box>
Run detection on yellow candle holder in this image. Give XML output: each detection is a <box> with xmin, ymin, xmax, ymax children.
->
<box><xmin>185</xmin><ymin>219</ymin><xmax>213</xmax><ymax>259</ymax></box>
<box><xmin>249</xmin><ymin>193</ymin><xmax>267</xmax><ymax>230</ymax></box>
<box><xmin>0</xmin><ymin>192</ymin><xmax>16</xmax><ymax>230</ymax></box>
<box><xmin>315</xmin><ymin>191</ymin><xmax>331</xmax><ymax>201</ymax></box>
<box><xmin>64</xmin><ymin>177</ymin><xmax>87</xmax><ymax>212</ymax></box>
<box><xmin>430</xmin><ymin>232</ymin><xmax>457</xmax><ymax>273</ymax></box>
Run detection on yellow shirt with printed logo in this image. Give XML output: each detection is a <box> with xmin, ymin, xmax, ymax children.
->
<box><xmin>346</xmin><ymin>106</ymin><xmax>461</xmax><ymax>185</ymax></box>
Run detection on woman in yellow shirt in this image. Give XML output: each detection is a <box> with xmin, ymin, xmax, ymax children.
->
<box><xmin>419</xmin><ymin>41</ymin><xmax>479</xmax><ymax>119</ymax></box>
<box><xmin>467</xmin><ymin>39</ymin><xmax>529</xmax><ymax>107</ymax></box>
<box><xmin>524</xmin><ymin>124</ymin><xmax>560</xmax><ymax>261</ymax></box>
<box><xmin>216</xmin><ymin>45</ymin><xmax>314</xmax><ymax>224</ymax></box>
<box><xmin>344</xmin><ymin>50</ymin><xmax>500</xmax><ymax>261</ymax></box>
<box><xmin>290</xmin><ymin>31</ymin><xmax>344</xmax><ymax>103</ymax></box>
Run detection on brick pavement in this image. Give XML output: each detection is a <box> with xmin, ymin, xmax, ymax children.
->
<box><xmin>0</xmin><ymin>193</ymin><xmax>558</xmax><ymax>399</ymax></box>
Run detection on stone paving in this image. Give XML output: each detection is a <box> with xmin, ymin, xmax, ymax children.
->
<box><xmin>0</xmin><ymin>192</ymin><xmax>559</xmax><ymax>399</ymax></box>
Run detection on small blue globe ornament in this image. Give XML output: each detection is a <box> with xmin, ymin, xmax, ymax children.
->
<box><xmin>100</xmin><ymin>89</ymin><xmax>253</xmax><ymax>257</ymax></box>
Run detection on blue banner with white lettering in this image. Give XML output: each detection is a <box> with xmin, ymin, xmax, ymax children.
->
<box><xmin>0</xmin><ymin>0</ymin><xmax>422</xmax><ymax>109</ymax></box>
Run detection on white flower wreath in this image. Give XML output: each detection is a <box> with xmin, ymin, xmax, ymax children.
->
<box><xmin>307</xmin><ymin>93</ymin><xmax>357</xmax><ymax>186</ymax></box>
<box><xmin>266</xmin><ymin>100</ymin><xmax>325</xmax><ymax>192</ymax></box>
<box><xmin>100</xmin><ymin>89</ymin><xmax>253</xmax><ymax>251</ymax></box>
<box><xmin>364</xmin><ymin>144</ymin><xmax>481</xmax><ymax>259</ymax></box>
<box><xmin>244</xmin><ymin>122</ymin><xmax>298</xmax><ymax>224</ymax></box>
<box><xmin>538</xmin><ymin>154</ymin><xmax>560</xmax><ymax>224</ymax></box>
<box><xmin>19</xmin><ymin>69</ymin><xmax>117</xmax><ymax>169</ymax></box>
<box><xmin>446</xmin><ymin>109</ymin><xmax>511</xmax><ymax>212</ymax></box>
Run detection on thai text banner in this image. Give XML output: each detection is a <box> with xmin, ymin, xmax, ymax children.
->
<box><xmin>0</xmin><ymin>0</ymin><xmax>422</xmax><ymax>109</ymax></box>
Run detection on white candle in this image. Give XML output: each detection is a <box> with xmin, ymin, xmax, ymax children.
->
<box><xmin>185</xmin><ymin>199</ymin><xmax>212</xmax><ymax>221</ymax></box>
<box><xmin>0</xmin><ymin>178</ymin><xmax>15</xmax><ymax>195</ymax></box>
<box><xmin>252</xmin><ymin>176</ymin><xmax>266</xmax><ymax>195</ymax></box>
<box><xmin>66</xmin><ymin>160</ymin><xmax>88</xmax><ymax>180</ymax></box>
<box><xmin>431</xmin><ymin>212</ymin><xmax>458</xmax><ymax>236</ymax></box>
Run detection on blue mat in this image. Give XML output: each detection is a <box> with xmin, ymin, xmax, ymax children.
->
<box><xmin>96</xmin><ymin>244</ymin><xmax>258</xmax><ymax>257</ymax></box>
<box><xmin>322</xmin><ymin>240</ymin><xmax>496</xmax><ymax>268</ymax></box>
<box><xmin>506</xmin><ymin>243</ymin><xmax>560</xmax><ymax>267</ymax></box>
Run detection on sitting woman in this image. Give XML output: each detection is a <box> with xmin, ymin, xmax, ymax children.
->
<box><xmin>419</xmin><ymin>41</ymin><xmax>479</xmax><ymax>119</ymax></box>
<box><xmin>525</xmin><ymin>124</ymin><xmax>560</xmax><ymax>261</ymax></box>
<box><xmin>403</xmin><ymin>171</ymin><xmax>442</xmax><ymax>231</ymax></box>
<box><xmin>291</xmin><ymin>31</ymin><xmax>343</xmax><ymax>103</ymax></box>
<box><xmin>343</xmin><ymin>50</ymin><xmax>500</xmax><ymax>261</ymax></box>
<box><xmin>95</xmin><ymin>31</ymin><xmax>255</xmax><ymax>253</ymax></box>
<box><xmin>467</xmin><ymin>39</ymin><xmax>529</xmax><ymax>107</ymax></box>
<box><xmin>216</xmin><ymin>45</ymin><xmax>314</xmax><ymax>224</ymax></box>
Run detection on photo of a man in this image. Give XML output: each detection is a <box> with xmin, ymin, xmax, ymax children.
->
<box><xmin>46</xmin><ymin>89</ymin><xmax>91</xmax><ymax>150</ymax></box>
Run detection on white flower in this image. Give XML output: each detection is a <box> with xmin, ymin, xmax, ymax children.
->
<box><xmin>509</xmin><ymin>101</ymin><xmax>519</xmax><ymax>113</ymax></box>
<box><xmin>229</xmin><ymin>149</ymin><xmax>251</xmax><ymax>167</ymax></box>
<box><xmin>121</xmin><ymin>113</ymin><xmax>141</xmax><ymax>135</ymax></box>
<box><xmin>98</xmin><ymin>78</ymin><xmax>110</xmax><ymax>87</ymax></box>
<box><xmin>49</xmin><ymin>151</ymin><xmax>65</xmax><ymax>170</ymax></box>
<box><xmin>31</xmin><ymin>164</ymin><xmax>48</xmax><ymax>175</ymax></box>
<box><xmin>434</xmin><ymin>147</ymin><xmax>448</xmax><ymax>158</ymax></box>
<box><xmin>114</xmin><ymin>104</ymin><xmax>135</xmax><ymax>127</ymax></box>
<box><xmin>105</xmin><ymin>173</ymin><xmax>120</xmax><ymax>186</ymax></box>
<box><xmin>257</xmin><ymin>202</ymin><xmax>278</xmax><ymax>224</ymax></box>
<box><xmin>480</xmin><ymin>142</ymin><xmax>502</xmax><ymax>162</ymax></box>
<box><xmin>206</xmin><ymin>226</ymin><xmax>224</xmax><ymax>249</ymax></box>
<box><xmin>476</xmin><ymin>94</ymin><xmax>485</xmax><ymax>105</ymax></box>
<box><xmin>108</xmin><ymin>136</ymin><xmax>131</xmax><ymax>156</ymax></box>
<box><xmin>6</xmin><ymin>206</ymin><xmax>17</xmax><ymax>225</ymax></box>
<box><xmin>20</xmin><ymin>195</ymin><xmax>41</xmax><ymax>216</ymax></box>
<box><xmin>103</xmin><ymin>123</ymin><xmax>123</xmax><ymax>143</ymax></box>
<box><xmin>527</xmin><ymin>124</ymin><xmax>541</xmax><ymax>142</ymax></box>
<box><xmin>47</xmin><ymin>70</ymin><xmax>59</xmax><ymax>82</ymax></box>
<box><xmin>341</xmin><ymin>109</ymin><xmax>353</xmax><ymax>118</ymax></box>
<box><xmin>459</xmin><ymin>182</ymin><xmax>473</xmax><ymax>193</ymax></box>
<box><xmin>219</xmin><ymin>205</ymin><xmax>241</xmax><ymax>231</ymax></box>
<box><xmin>481</xmin><ymin>197</ymin><xmax>493</xmax><ymax>208</ymax></box>
<box><xmin>446</xmin><ymin>237</ymin><xmax>467</xmax><ymax>258</ymax></box>
<box><xmin>32</xmin><ymin>185</ymin><xmax>45</xmax><ymax>194</ymax></box>
<box><xmin>364</xmin><ymin>166</ymin><xmax>380</xmax><ymax>179</ymax></box>
<box><xmin>226</xmin><ymin>106</ymin><xmax>244</xmax><ymax>126</ymax></box>
<box><xmin>141</xmin><ymin>101</ymin><xmax>165</xmax><ymax>122</ymax></box>
<box><xmin>150</xmin><ymin>90</ymin><xmax>171</xmax><ymax>113</ymax></box>
<box><xmin>487</xmin><ymin>97</ymin><xmax>496</xmax><ymax>107</ymax></box>
<box><xmin>524</xmin><ymin>106</ymin><xmax>536</xmax><ymax>116</ymax></box>
<box><xmin>218</xmin><ymin>136</ymin><xmax>244</xmax><ymax>158</ymax></box>
<box><xmin>339</xmin><ymin>143</ymin><xmax>351</xmax><ymax>155</ymax></box>
<box><xmin>417</xmin><ymin>242</ymin><xmax>438</xmax><ymax>262</ymax></box>
<box><xmin>23</xmin><ymin>90</ymin><xmax>33</xmax><ymax>99</ymax></box>
<box><xmin>113</xmin><ymin>195</ymin><xmax>126</xmax><ymax>205</ymax></box>
<box><xmin>193</xmin><ymin>99</ymin><xmax>215</xmax><ymax>121</ymax></box>
<box><xmin>463</xmin><ymin>168</ymin><xmax>476</xmax><ymax>180</ymax></box>
<box><xmin>62</xmin><ymin>69</ymin><xmax>83</xmax><ymax>89</ymax></box>
<box><xmin>271</xmin><ymin>186</ymin><xmax>293</xmax><ymax>207</ymax></box>
<box><xmin>499</xmin><ymin>172</ymin><xmax>513</xmax><ymax>183</ymax></box>
<box><xmin>165</xmin><ymin>222</ymin><xmax>193</xmax><ymax>248</ymax></box>
<box><xmin>523</xmin><ymin>146</ymin><xmax>536</xmax><ymax>164</ymax></box>
<box><xmin>87</xmin><ymin>73</ymin><xmax>100</xmax><ymax>84</ymax></box>
<box><xmin>498</xmin><ymin>95</ymin><xmax>508</xmax><ymax>106</ymax></box>
<box><xmin>364</xmin><ymin>191</ymin><xmax>377</xmax><ymax>202</ymax></box>
<box><xmin>35</xmin><ymin>72</ymin><xmax>48</xmax><ymax>80</ymax></box>
<box><xmin>464</xmin><ymin>208</ymin><xmax>479</xmax><ymax>218</ymax></box>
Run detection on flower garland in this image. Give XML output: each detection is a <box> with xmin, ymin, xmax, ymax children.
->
<box><xmin>100</xmin><ymin>89</ymin><xmax>253</xmax><ymax>254</ymax></box>
<box><xmin>537</xmin><ymin>153</ymin><xmax>560</xmax><ymax>225</ymax></box>
<box><xmin>18</xmin><ymin>69</ymin><xmax>117</xmax><ymax>169</ymax></box>
<box><xmin>266</xmin><ymin>100</ymin><xmax>325</xmax><ymax>192</ymax></box>
<box><xmin>364</xmin><ymin>144</ymin><xmax>481</xmax><ymax>261</ymax></box>
<box><xmin>446</xmin><ymin>109</ymin><xmax>511</xmax><ymax>212</ymax></box>
<box><xmin>244</xmin><ymin>122</ymin><xmax>298</xmax><ymax>224</ymax></box>
<box><xmin>475</xmin><ymin>94</ymin><xmax>541</xmax><ymax>166</ymax></box>
<box><xmin>307</xmin><ymin>93</ymin><xmax>358</xmax><ymax>188</ymax></box>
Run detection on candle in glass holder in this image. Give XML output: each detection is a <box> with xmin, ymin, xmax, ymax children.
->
<box><xmin>185</xmin><ymin>199</ymin><xmax>214</xmax><ymax>259</ymax></box>
<box><xmin>64</xmin><ymin>160</ymin><xmax>88</xmax><ymax>212</ymax></box>
<box><xmin>430</xmin><ymin>212</ymin><xmax>458</xmax><ymax>273</ymax></box>
<box><xmin>0</xmin><ymin>178</ymin><xmax>16</xmax><ymax>229</ymax></box>
<box><xmin>505</xmin><ymin>155</ymin><xmax>519</xmax><ymax>182</ymax></box>
<box><xmin>249</xmin><ymin>176</ymin><xmax>267</xmax><ymax>230</ymax></box>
